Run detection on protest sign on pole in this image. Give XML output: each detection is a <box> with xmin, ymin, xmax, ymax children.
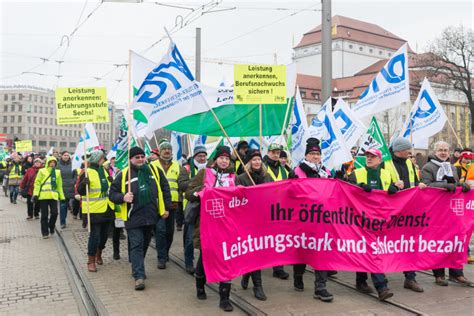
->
<box><xmin>199</xmin><ymin>179</ymin><xmax>474</xmax><ymax>282</ymax></box>
<box><xmin>15</xmin><ymin>140</ymin><xmax>32</xmax><ymax>152</ymax></box>
<box><xmin>55</xmin><ymin>87</ymin><xmax>109</xmax><ymax>124</ymax></box>
<box><xmin>234</xmin><ymin>64</ymin><xmax>286</xmax><ymax>104</ymax></box>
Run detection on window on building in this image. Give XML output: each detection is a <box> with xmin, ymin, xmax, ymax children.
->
<box><xmin>33</xmin><ymin>127</ymin><xmax>37</xmax><ymax>134</ymax></box>
<box><xmin>19</xmin><ymin>94</ymin><xmax>23</xmax><ymax>101</ymax></box>
<box><xmin>50</xmin><ymin>141</ymin><xmax>57</xmax><ymax>147</ymax></box>
<box><xmin>311</xmin><ymin>92</ymin><xmax>320</xmax><ymax>100</ymax></box>
<box><xmin>33</xmin><ymin>117</ymin><xmax>37</xmax><ymax>124</ymax></box>
<box><xmin>32</xmin><ymin>140</ymin><xmax>36</xmax><ymax>146</ymax></box>
<box><xmin>51</xmin><ymin>98</ymin><xmax>55</xmax><ymax>105</ymax></box>
<box><xmin>11</xmin><ymin>104</ymin><xmax>15</xmax><ymax>111</ymax></box>
<box><xmin>29</xmin><ymin>94</ymin><xmax>32</xmax><ymax>101</ymax></box>
<box><xmin>18</xmin><ymin>116</ymin><xmax>22</xmax><ymax>123</ymax></box>
<box><xmin>3</xmin><ymin>116</ymin><xmax>6</xmax><ymax>123</ymax></box>
<box><xmin>3</xmin><ymin>94</ymin><xmax>7</xmax><ymax>101</ymax></box>
<box><xmin>45</xmin><ymin>97</ymin><xmax>48</xmax><ymax>103</ymax></box>
<box><xmin>17</xmin><ymin>127</ymin><xmax>22</xmax><ymax>134</ymax></box>
<box><xmin>34</xmin><ymin>106</ymin><xmax>37</xmax><ymax>113</ymax></box>
<box><xmin>27</xmin><ymin>116</ymin><xmax>31</xmax><ymax>123</ymax></box>
<box><xmin>10</xmin><ymin>127</ymin><xmax>14</xmax><ymax>134</ymax></box>
<box><xmin>39</xmin><ymin>106</ymin><xmax>42</xmax><ymax>114</ymax></box>
<box><xmin>10</xmin><ymin>116</ymin><xmax>14</xmax><ymax>123</ymax></box>
<box><xmin>348</xmin><ymin>44</ymin><xmax>353</xmax><ymax>49</ymax></box>
<box><xmin>3</xmin><ymin>104</ymin><xmax>7</xmax><ymax>112</ymax></box>
<box><xmin>50</xmin><ymin>128</ymin><xmax>53</xmax><ymax>135</ymax></box>
<box><xmin>11</xmin><ymin>95</ymin><xmax>16</xmax><ymax>101</ymax></box>
<box><xmin>39</xmin><ymin>117</ymin><xmax>43</xmax><ymax>124</ymax></box>
<box><xmin>39</xmin><ymin>127</ymin><xmax>42</xmax><ymax>134</ymax></box>
<box><xmin>18</xmin><ymin>104</ymin><xmax>22</xmax><ymax>112</ymax></box>
<box><xmin>70</xmin><ymin>142</ymin><xmax>76</xmax><ymax>147</ymax></box>
<box><xmin>2</xmin><ymin>127</ymin><xmax>7</xmax><ymax>133</ymax></box>
<box><xmin>40</xmin><ymin>96</ymin><xmax>43</xmax><ymax>103</ymax></box>
<box><xmin>300</xmin><ymin>90</ymin><xmax>307</xmax><ymax>98</ymax></box>
<box><xmin>369</xmin><ymin>48</ymin><xmax>373</xmax><ymax>53</ymax></box>
<box><xmin>359</xmin><ymin>46</ymin><xmax>363</xmax><ymax>52</ymax></box>
<box><xmin>388</xmin><ymin>52</ymin><xmax>392</xmax><ymax>57</ymax></box>
<box><xmin>379</xmin><ymin>50</ymin><xmax>383</xmax><ymax>55</ymax></box>
<box><xmin>34</xmin><ymin>95</ymin><xmax>37</xmax><ymax>102</ymax></box>
<box><xmin>50</xmin><ymin>107</ymin><xmax>54</xmax><ymax>114</ymax></box>
<box><xmin>60</xmin><ymin>142</ymin><xmax>67</xmax><ymax>147</ymax></box>
<box><xmin>39</xmin><ymin>141</ymin><xmax>47</xmax><ymax>146</ymax></box>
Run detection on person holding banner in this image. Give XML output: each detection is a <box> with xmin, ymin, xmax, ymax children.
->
<box><xmin>7</xmin><ymin>154</ymin><xmax>23</xmax><ymax>204</ymax></box>
<box><xmin>420</xmin><ymin>141</ymin><xmax>473</xmax><ymax>287</ymax></box>
<box><xmin>20</xmin><ymin>158</ymin><xmax>42</xmax><ymax>219</ymax></box>
<box><xmin>77</xmin><ymin>150</ymin><xmax>115</xmax><ymax>273</ymax></box>
<box><xmin>109</xmin><ymin>146</ymin><xmax>171</xmax><ymax>291</ymax></box>
<box><xmin>348</xmin><ymin>148</ymin><xmax>400</xmax><ymax>301</ymax></box>
<box><xmin>288</xmin><ymin>138</ymin><xmax>334</xmax><ymax>302</ymax></box>
<box><xmin>235</xmin><ymin>148</ymin><xmax>273</xmax><ymax>301</ymax></box>
<box><xmin>33</xmin><ymin>156</ymin><xmax>65</xmax><ymax>239</ymax></box>
<box><xmin>185</xmin><ymin>146</ymin><xmax>236</xmax><ymax>312</ymax></box>
<box><xmin>152</xmin><ymin>139</ymin><xmax>188</xmax><ymax>269</ymax></box>
<box><xmin>263</xmin><ymin>143</ymin><xmax>290</xmax><ymax>280</ymax></box>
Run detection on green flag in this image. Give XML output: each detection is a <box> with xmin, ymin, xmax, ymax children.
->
<box><xmin>354</xmin><ymin>117</ymin><xmax>391</xmax><ymax>169</ymax></box>
<box><xmin>144</xmin><ymin>140</ymin><xmax>152</xmax><ymax>157</ymax></box>
<box><xmin>112</xmin><ymin>115</ymin><xmax>138</xmax><ymax>170</ymax></box>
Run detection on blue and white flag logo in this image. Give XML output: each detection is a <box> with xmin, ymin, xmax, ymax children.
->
<box><xmin>333</xmin><ymin>99</ymin><xmax>365</xmax><ymax>148</ymax></box>
<box><xmin>353</xmin><ymin>44</ymin><xmax>410</xmax><ymax>118</ymax></box>
<box><xmin>290</xmin><ymin>86</ymin><xmax>310</xmax><ymax>166</ymax></box>
<box><xmin>400</xmin><ymin>78</ymin><xmax>447</xmax><ymax>148</ymax></box>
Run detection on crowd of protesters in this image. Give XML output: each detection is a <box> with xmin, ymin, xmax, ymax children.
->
<box><xmin>1</xmin><ymin>136</ymin><xmax>474</xmax><ymax>312</ymax></box>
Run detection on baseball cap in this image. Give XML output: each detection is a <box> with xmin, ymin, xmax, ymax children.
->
<box><xmin>364</xmin><ymin>148</ymin><xmax>382</xmax><ymax>159</ymax></box>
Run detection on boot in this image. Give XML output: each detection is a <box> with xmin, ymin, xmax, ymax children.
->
<box><xmin>87</xmin><ymin>256</ymin><xmax>97</xmax><ymax>272</ymax></box>
<box><xmin>96</xmin><ymin>249</ymin><xmax>103</xmax><ymax>265</ymax></box>
<box><xmin>251</xmin><ymin>271</ymin><xmax>267</xmax><ymax>301</ymax></box>
<box><xmin>196</xmin><ymin>276</ymin><xmax>207</xmax><ymax>300</ymax></box>
<box><xmin>218</xmin><ymin>283</ymin><xmax>233</xmax><ymax>312</ymax></box>
<box><xmin>241</xmin><ymin>273</ymin><xmax>250</xmax><ymax>290</ymax></box>
<box><xmin>113</xmin><ymin>235</ymin><xmax>120</xmax><ymax>260</ymax></box>
<box><xmin>294</xmin><ymin>275</ymin><xmax>304</xmax><ymax>291</ymax></box>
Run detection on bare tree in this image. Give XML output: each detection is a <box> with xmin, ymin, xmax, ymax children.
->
<box><xmin>423</xmin><ymin>25</ymin><xmax>474</xmax><ymax>132</ymax></box>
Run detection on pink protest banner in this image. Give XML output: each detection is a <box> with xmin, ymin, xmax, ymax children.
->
<box><xmin>199</xmin><ymin>178</ymin><xmax>474</xmax><ymax>283</ymax></box>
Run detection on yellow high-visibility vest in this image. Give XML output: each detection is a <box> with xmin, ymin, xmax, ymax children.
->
<box><xmin>354</xmin><ymin>168</ymin><xmax>392</xmax><ymax>191</ymax></box>
<box><xmin>81</xmin><ymin>168</ymin><xmax>114</xmax><ymax>214</ymax></box>
<box><xmin>384</xmin><ymin>159</ymin><xmax>416</xmax><ymax>187</ymax></box>
<box><xmin>153</xmin><ymin>160</ymin><xmax>180</xmax><ymax>202</ymax></box>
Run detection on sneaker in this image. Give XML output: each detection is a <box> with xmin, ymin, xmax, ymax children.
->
<box><xmin>26</xmin><ymin>216</ymin><xmax>33</xmax><ymax>220</ymax></box>
<box><xmin>13</xmin><ymin>200</ymin><xmax>17</xmax><ymax>204</ymax></box>
<box><xmin>34</xmin><ymin>216</ymin><xmax>40</xmax><ymax>219</ymax></box>
<box><xmin>60</xmin><ymin>224</ymin><xmax>66</xmax><ymax>229</ymax></box>
<box><xmin>314</xmin><ymin>289</ymin><xmax>333</xmax><ymax>302</ymax></box>
<box><xmin>177</xmin><ymin>225</ymin><xmax>183</xmax><ymax>231</ymax></box>
<box><xmin>185</xmin><ymin>266</ymin><xmax>195</xmax><ymax>275</ymax></box>
<box><xmin>435</xmin><ymin>277</ymin><xmax>448</xmax><ymax>286</ymax></box>
<box><xmin>449</xmin><ymin>275</ymin><xmax>474</xmax><ymax>287</ymax></box>
<box><xmin>294</xmin><ymin>276</ymin><xmax>304</xmax><ymax>291</ymax></box>
<box><xmin>135</xmin><ymin>279</ymin><xmax>145</xmax><ymax>291</ymax></box>
<box><xmin>273</xmin><ymin>269</ymin><xmax>289</xmax><ymax>280</ymax></box>
<box><xmin>113</xmin><ymin>252</ymin><xmax>120</xmax><ymax>260</ymax></box>
<box><xmin>157</xmin><ymin>261</ymin><xmax>166</xmax><ymax>269</ymax></box>
<box><xmin>377</xmin><ymin>289</ymin><xmax>393</xmax><ymax>301</ymax></box>
<box><xmin>356</xmin><ymin>282</ymin><xmax>375</xmax><ymax>294</ymax></box>
<box><xmin>73</xmin><ymin>215</ymin><xmax>78</xmax><ymax>220</ymax></box>
<box><xmin>42</xmin><ymin>235</ymin><xmax>49</xmax><ymax>239</ymax></box>
<box><xmin>404</xmin><ymin>279</ymin><xmax>424</xmax><ymax>292</ymax></box>
<box><xmin>49</xmin><ymin>229</ymin><xmax>55</xmax><ymax>236</ymax></box>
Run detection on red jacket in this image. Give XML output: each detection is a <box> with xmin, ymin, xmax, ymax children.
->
<box><xmin>20</xmin><ymin>166</ymin><xmax>40</xmax><ymax>196</ymax></box>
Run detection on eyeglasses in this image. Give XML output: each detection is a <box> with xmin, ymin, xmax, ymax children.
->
<box><xmin>133</xmin><ymin>155</ymin><xmax>145</xmax><ymax>159</ymax></box>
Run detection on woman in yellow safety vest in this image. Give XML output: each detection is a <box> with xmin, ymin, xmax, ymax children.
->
<box><xmin>33</xmin><ymin>156</ymin><xmax>65</xmax><ymax>239</ymax></box>
<box><xmin>7</xmin><ymin>154</ymin><xmax>23</xmax><ymax>204</ymax></box>
<box><xmin>76</xmin><ymin>150</ymin><xmax>115</xmax><ymax>273</ymax></box>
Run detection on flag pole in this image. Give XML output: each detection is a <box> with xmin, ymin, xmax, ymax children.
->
<box><xmin>127</xmin><ymin>50</ymin><xmax>132</xmax><ymax>193</ymax></box>
<box><xmin>187</xmin><ymin>134</ymin><xmax>193</xmax><ymax>157</ymax></box>
<box><xmin>153</xmin><ymin>133</ymin><xmax>160</xmax><ymax>149</ymax></box>
<box><xmin>279</xmin><ymin>96</ymin><xmax>293</xmax><ymax>139</ymax></box>
<box><xmin>83</xmin><ymin>130</ymin><xmax>91</xmax><ymax>233</ymax></box>
<box><xmin>259</xmin><ymin>104</ymin><xmax>263</xmax><ymax>151</ymax></box>
<box><xmin>445</xmin><ymin>119</ymin><xmax>463</xmax><ymax>148</ymax></box>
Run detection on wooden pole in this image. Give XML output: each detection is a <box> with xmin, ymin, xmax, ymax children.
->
<box><xmin>127</xmin><ymin>50</ymin><xmax>132</xmax><ymax>193</ymax></box>
<box><xmin>153</xmin><ymin>133</ymin><xmax>160</xmax><ymax>149</ymax></box>
<box><xmin>259</xmin><ymin>104</ymin><xmax>263</xmax><ymax>152</ymax></box>
<box><xmin>446</xmin><ymin>119</ymin><xmax>464</xmax><ymax>148</ymax></box>
<box><xmin>280</xmin><ymin>97</ymin><xmax>293</xmax><ymax>138</ymax></box>
<box><xmin>83</xmin><ymin>130</ymin><xmax>91</xmax><ymax>233</ymax></box>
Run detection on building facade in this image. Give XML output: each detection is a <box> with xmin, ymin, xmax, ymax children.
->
<box><xmin>0</xmin><ymin>85</ymin><xmax>122</xmax><ymax>154</ymax></box>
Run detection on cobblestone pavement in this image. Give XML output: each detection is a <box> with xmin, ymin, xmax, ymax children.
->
<box><xmin>2</xmin><ymin>194</ymin><xmax>474</xmax><ymax>315</ymax></box>
<box><xmin>0</xmin><ymin>196</ymin><xmax>80</xmax><ymax>316</ymax></box>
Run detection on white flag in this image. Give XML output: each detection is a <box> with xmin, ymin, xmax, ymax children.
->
<box><xmin>308</xmin><ymin>98</ymin><xmax>331</xmax><ymax>139</ymax></box>
<box><xmin>400</xmin><ymin>78</ymin><xmax>447</xmax><ymax>148</ymax></box>
<box><xmin>290</xmin><ymin>86</ymin><xmax>311</xmax><ymax>165</ymax></box>
<box><xmin>131</xmin><ymin>42</ymin><xmax>209</xmax><ymax>137</ymax></box>
<box><xmin>71</xmin><ymin>123</ymin><xmax>100</xmax><ymax>170</ymax></box>
<box><xmin>170</xmin><ymin>131</ymin><xmax>184</xmax><ymax>161</ymax></box>
<box><xmin>353</xmin><ymin>44</ymin><xmax>410</xmax><ymax>117</ymax></box>
<box><xmin>333</xmin><ymin>98</ymin><xmax>366</xmax><ymax>149</ymax></box>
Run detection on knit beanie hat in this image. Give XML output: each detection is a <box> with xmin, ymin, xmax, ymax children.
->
<box><xmin>280</xmin><ymin>150</ymin><xmax>288</xmax><ymax>158</ymax></box>
<box><xmin>237</xmin><ymin>140</ymin><xmax>249</xmax><ymax>151</ymax></box>
<box><xmin>215</xmin><ymin>146</ymin><xmax>231</xmax><ymax>159</ymax></box>
<box><xmin>129</xmin><ymin>146</ymin><xmax>145</xmax><ymax>159</ymax></box>
<box><xmin>244</xmin><ymin>149</ymin><xmax>262</xmax><ymax>164</ymax></box>
<box><xmin>305</xmin><ymin>138</ymin><xmax>321</xmax><ymax>155</ymax></box>
<box><xmin>159</xmin><ymin>138</ymin><xmax>172</xmax><ymax>151</ymax></box>
<box><xmin>193</xmin><ymin>145</ymin><xmax>207</xmax><ymax>157</ymax></box>
<box><xmin>89</xmin><ymin>150</ymin><xmax>104</xmax><ymax>164</ymax></box>
<box><xmin>391</xmin><ymin>137</ymin><xmax>412</xmax><ymax>152</ymax></box>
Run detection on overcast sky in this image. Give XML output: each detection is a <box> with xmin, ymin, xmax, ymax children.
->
<box><xmin>1</xmin><ymin>0</ymin><xmax>472</xmax><ymax>106</ymax></box>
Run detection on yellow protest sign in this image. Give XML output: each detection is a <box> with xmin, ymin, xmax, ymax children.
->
<box><xmin>15</xmin><ymin>140</ymin><xmax>32</xmax><ymax>152</ymax></box>
<box><xmin>55</xmin><ymin>87</ymin><xmax>109</xmax><ymax>125</ymax></box>
<box><xmin>234</xmin><ymin>65</ymin><xmax>286</xmax><ymax>104</ymax></box>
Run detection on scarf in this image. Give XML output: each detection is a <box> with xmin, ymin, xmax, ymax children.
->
<box><xmin>90</xmin><ymin>163</ymin><xmax>109</xmax><ymax>197</ymax></box>
<box><xmin>136</xmin><ymin>164</ymin><xmax>152</xmax><ymax>207</ymax></box>
<box><xmin>50</xmin><ymin>167</ymin><xmax>57</xmax><ymax>191</ymax></box>
<box><xmin>249</xmin><ymin>168</ymin><xmax>266</xmax><ymax>184</ymax></box>
<box><xmin>431</xmin><ymin>159</ymin><xmax>454</xmax><ymax>182</ymax></box>
<box><xmin>211</xmin><ymin>168</ymin><xmax>233</xmax><ymax>187</ymax></box>
<box><xmin>302</xmin><ymin>160</ymin><xmax>330</xmax><ymax>178</ymax></box>
<box><xmin>194</xmin><ymin>159</ymin><xmax>207</xmax><ymax>171</ymax></box>
<box><xmin>366</xmin><ymin>166</ymin><xmax>383</xmax><ymax>190</ymax></box>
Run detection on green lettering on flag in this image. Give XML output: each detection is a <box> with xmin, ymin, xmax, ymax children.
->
<box><xmin>354</xmin><ymin>117</ymin><xmax>391</xmax><ymax>168</ymax></box>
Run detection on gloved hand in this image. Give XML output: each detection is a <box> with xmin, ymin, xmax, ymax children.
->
<box><xmin>462</xmin><ymin>183</ymin><xmax>471</xmax><ymax>193</ymax></box>
<box><xmin>82</xmin><ymin>178</ymin><xmax>90</xmax><ymax>186</ymax></box>
<box><xmin>74</xmin><ymin>194</ymin><xmax>81</xmax><ymax>201</ymax></box>
<box><xmin>387</xmin><ymin>185</ymin><xmax>398</xmax><ymax>195</ymax></box>
<box><xmin>107</xmin><ymin>176</ymin><xmax>113</xmax><ymax>183</ymax></box>
<box><xmin>446</xmin><ymin>183</ymin><xmax>456</xmax><ymax>192</ymax></box>
<box><xmin>359</xmin><ymin>183</ymin><xmax>372</xmax><ymax>192</ymax></box>
<box><xmin>32</xmin><ymin>195</ymin><xmax>38</xmax><ymax>203</ymax></box>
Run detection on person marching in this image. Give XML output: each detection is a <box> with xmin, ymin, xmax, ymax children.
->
<box><xmin>421</xmin><ymin>141</ymin><xmax>473</xmax><ymax>286</ymax></box>
<box><xmin>109</xmin><ymin>147</ymin><xmax>171</xmax><ymax>290</ymax></box>
<box><xmin>235</xmin><ymin>149</ymin><xmax>272</xmax><ymax>301</ymax></box>
<box><xmin>234</xmin><ymin>140</ymin><xmax>249</xmax><ymax>175</ymax></box>
<box><xmin>186</xmin><ymin>146</ymin><xmax>236</xmax><ymax>312</ymax></box>
<box><xmin>453</xmin><ymin>149</ymin><xmax>473</xmax><ymax>184</ymax></box>
<box><xmin>348</xmin><ymin>148</ymin><xmax>402</xmax><ymax>301</ymax></box>
<box><xmin>385</xmin><ymin>137</ymin><xmax>427</xmax><ymax>293</ymax></box>
<box><xmin>151</xmin><ymin>139</ymin><xmax>188</xmax><ymax>269</ymax></box>
<box><xmin>179</xmin><ymin>144</ymin><xmax>208</xmax><ymax>274</ymax></box>
<box><xmin>289</xmin><ymin>138</ymin><xmax>334</xmax><ymax>302</ymax></box>
<box><xmin>7</xmin><ymin>154</ymin><xmax>23</xmax><ymax>204</ymax></box>
<box><xmin>58</xmin><ymin>151</ymin><xmax>75</xmax><ymax>229</ymax></box>
<box><xmin>263</xmin><ymin>142</ymin><xmax>290</xmax><ymax>280</ymax></box>
<box><xmin>33</xmin><ymin>156</ymin><xmax>65</xmax><ymax>239</ymax></box>
<box><xmin>77</xmin><ymin>150</ymin><xmax>115</xmax><ymax>273</ymax></box>
<box><xmin>20</xmin><ymin>157</ymin><xmax>42</xmax><ymax>219</ymax></box>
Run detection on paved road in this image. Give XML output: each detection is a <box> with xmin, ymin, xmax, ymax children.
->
<box><xmin>1</xmin><ymin>194</ymin><xmax>473</xmax><ymax>315</ymax></box>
